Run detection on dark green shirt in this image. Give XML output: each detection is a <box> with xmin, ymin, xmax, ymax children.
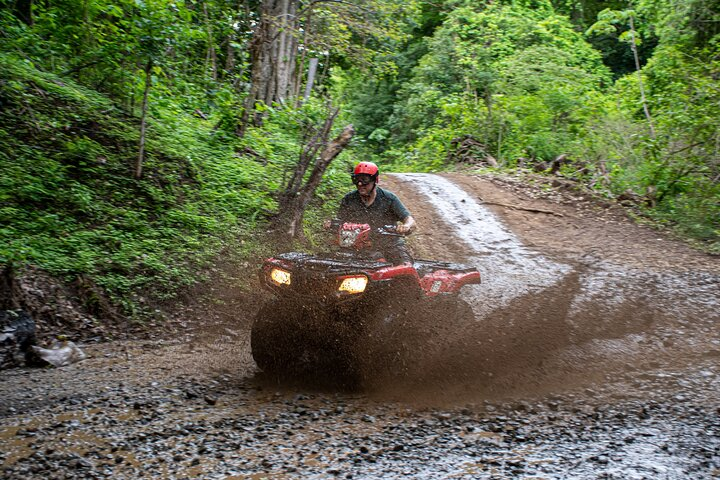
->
<box><xmin>338</xmin><ymin>187</ymin><xmax>411</xmax><ymax>229</ymax></box>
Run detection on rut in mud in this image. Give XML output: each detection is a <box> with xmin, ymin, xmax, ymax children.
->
<box><xmin>1</xmin><ymin>172</ymin><xmax>718</xmax><ymax>479</ymax></box>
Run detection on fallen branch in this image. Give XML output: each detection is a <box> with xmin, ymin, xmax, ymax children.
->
<box><xmin>477</xmin><ymin>197</ymin><xmax>564</xmax><ymax>217</ymax></box>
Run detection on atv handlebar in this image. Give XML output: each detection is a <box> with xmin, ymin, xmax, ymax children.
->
<box><xmin>328</xmin><ymin>219</ymin><xmax>405</xmax><ymax>237</ymax></box>
<box><xmin>377</xmin><ymin>225</ymin><xmax>404</xmax><ymax>237</ymax></box>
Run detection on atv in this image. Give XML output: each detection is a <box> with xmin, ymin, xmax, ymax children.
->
<box><xmin>251</xmin><ymin>220</ymin><xmax>481</xmax><ymax>385</ymax></box>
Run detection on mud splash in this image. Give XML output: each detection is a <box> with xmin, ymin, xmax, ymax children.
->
<box><xmin>381</xmin><ymin>174</ymin><xmax>720</xmax><ymax>401</ymax></box>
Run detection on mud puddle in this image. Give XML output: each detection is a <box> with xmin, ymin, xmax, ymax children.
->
<box><xmin>2</xmin><ymin>354</ymin><xmax>717</xmax><ymax>479</ymax></box>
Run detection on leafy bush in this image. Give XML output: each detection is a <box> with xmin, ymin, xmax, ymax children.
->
<box><xmin>0</xmin><ymin>54</ymin><xmax>277</xmax><ymax>319</ymax></box>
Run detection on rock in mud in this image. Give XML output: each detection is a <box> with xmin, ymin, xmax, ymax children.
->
<box><xmin>31</xmin><ymin>340</ymin><xmax>86</xmax><ymax>367</ymax></box>
<box><xmin>0</xmin><ymin>310</ymin><xmax>39</xmax><ymax>368</ymax></box>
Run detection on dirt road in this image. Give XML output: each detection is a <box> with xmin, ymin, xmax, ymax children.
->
<box><xmin>1</xmin><ymin>172</ymin><xmax>719</xmax><ymax>479</ymax></box>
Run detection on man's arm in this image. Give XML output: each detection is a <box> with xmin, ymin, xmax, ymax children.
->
<box><xmin>387</xmin><ymin>191</ymin><xmax>415</xmax><ymax>234</ymax></box>
<box><xmin>396</xmin><ymin>215</ymin><xmax>416</xmax><ymax>234</ymax></box>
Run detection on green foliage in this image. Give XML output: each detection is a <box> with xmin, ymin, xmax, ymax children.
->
<box><xmin>1</xmin><ymin>0</ymin><xmax>717</xmax><ymax>329</ymax></box>
<box><xmin>338</xmin><ymin>0</ymin><xmax>718</xmax><ymax>249</ymax></box>
<box><xmin>0</xmin><ymin>53</ymin><xmax>275</xmax><ymax>318</ymax></box>
<box><xmin>368</xmin><ymin>2</ymin><xmax>610</xmax><ymax>169</ymax></box>
<box><xmin>308</xmin><ymin>0</ymin><xmax>421</xmax><ymax>71</ymax></box>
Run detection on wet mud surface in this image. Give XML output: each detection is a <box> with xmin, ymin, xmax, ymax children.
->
<box><xmin>1</xmin><ymin>172</ymin><xmax>719</xmax><ymax>479</ymax></box>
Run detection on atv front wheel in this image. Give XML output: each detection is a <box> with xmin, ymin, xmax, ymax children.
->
<box><xmin>251</xmin><ymin>299</ymin><xmax>303</xmax><ymax>373</ymax></box>
<box><xmin>251</xmin><ymin>300</ymin><xmax>364</xmax><ymax>386</ymax></box>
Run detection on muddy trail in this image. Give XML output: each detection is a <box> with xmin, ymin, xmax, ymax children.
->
<box><xmin>1</xmin><ymin>172</ymin><xmax>719</xmax><ymax>479</ymax></box>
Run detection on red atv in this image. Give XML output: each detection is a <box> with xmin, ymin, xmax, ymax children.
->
<box><xmin>251</xmin><ymin>220</ymin><xmax>481</xmax><ymax>385</ymax></box>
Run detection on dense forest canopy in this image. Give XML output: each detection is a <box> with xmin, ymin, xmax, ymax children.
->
<box><xmin>1</xmin><ymin>0</ymin><xmax>718</xmax><ymax>318</ymax></box>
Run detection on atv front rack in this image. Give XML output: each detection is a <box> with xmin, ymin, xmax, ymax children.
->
<box><xmin>260</xmin><ymin>252</ymin><xmax>481</xmax><ymax>302</ymax></box>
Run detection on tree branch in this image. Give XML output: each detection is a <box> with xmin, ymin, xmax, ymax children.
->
<box><xmin>300</xmin><ymin>0</ymin><xmax>373</xmax><ymax>16</ymax></box>
<box><xmin>477</xmin><ymin>196</ymin><xmax>564</xmax><ymax>217</ymax></box>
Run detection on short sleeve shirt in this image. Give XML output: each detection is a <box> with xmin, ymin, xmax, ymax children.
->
<box><xmin>338</xmin><ymin>187</ymin><xmax>411</xmax><ymax>229</ymax></box>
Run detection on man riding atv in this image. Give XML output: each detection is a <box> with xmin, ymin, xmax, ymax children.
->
<box><xmin>252</xmin><ymin>161</ymin><xmax>479</xmax><ymax>383</ymax></box>
<box><xmin>326</xmin><ymin>161</ymin><xmax>417</xmax><ymax>264</ymax></box>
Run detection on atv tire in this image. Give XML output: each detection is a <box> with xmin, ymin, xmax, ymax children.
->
<box><xmin>251</xmin><ymin>299</ymin><xmax>303</xmax><ymax>374</ymax></box>
<box><xmin>252</xmin><ymin>300</ymin><xmax>365</xmax><ymax>388</ymax></box>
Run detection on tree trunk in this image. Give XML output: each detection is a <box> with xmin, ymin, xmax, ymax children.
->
<box><xmin>303</xmin><ymin>58</ymin><xmax>319</xmax><ymax>102</ymax></box>
<box><xmin>629</xmin><ymin>16</ymin><xmax>656</xmax><ymax>139</ymax></box>
<box><xmin>274</xmin><ymin>0</ymin><xmax>291</xmax><ymax>102</ymax></box>
<box><xmin>239</xmin><ymin>0</ymin><xmax>299</xmax><ymax>135</ymax></box>
<box><xmin>275</xmin><ymin>117</ymin><xmax>355</xmax><ymax>238</ymax></box>
<box><xmin>286</xmin><ymin>124</ymin><xmax>355</xmax><ymax>238</ymax></box>
<box><xmin>202</xmin><ymin>1</ymin><xmax>218</xmax><ymax>81</ymax></box>
<box><xmin>13</xmin><ymin>0</ymin><xmax>33</xmax><ymax>25</ymax></box>
<box><xmin>135</xmin><ymin>59</ymin><xmax>152</xmax><ymax>180</ymax></box>
<box><xmin>283</xmin><ymin>107</ymin><xmax>340</xmax><ymax>201</ymax></box>
<box><xmin>293</xmin><ymin>8</ymin><xmax>313</xmax><ymax>103</ymax></box>
<box><xmin>225</xmin><ymin>0</ymin><xmax>249</xmax><ymax>83</ymax></box>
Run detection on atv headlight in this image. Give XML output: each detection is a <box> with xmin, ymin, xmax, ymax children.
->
<box><xmin>269</xmin><ymin>268</ymin><xmax>291</xmax><ymax>286</ymax></box>
<box><xmin>338</xmin><ymin>275</ymin><xmax>368</xmax><ymax>294</ymax></box>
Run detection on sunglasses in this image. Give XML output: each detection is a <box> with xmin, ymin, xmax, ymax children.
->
<box><xmin>352</xmin><ymin>174</ymin><xmax>375</xmax><ymax>186</ymax></box>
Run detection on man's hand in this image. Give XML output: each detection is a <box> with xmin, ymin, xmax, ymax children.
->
<box><xmin>322</xmin><ymin>219</ymin><xmax>332</xmax><ymax>230</ymax></box>
<box><xmin>396</xmin><ymin>215</ymin><xmax>416</xmax><ymax>235</ymax></box>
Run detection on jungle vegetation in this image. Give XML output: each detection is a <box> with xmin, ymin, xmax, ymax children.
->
<box><xmin>1</xmin><ymin>0</ymin><xmax>718</xmax><ymax>319</ymax></box>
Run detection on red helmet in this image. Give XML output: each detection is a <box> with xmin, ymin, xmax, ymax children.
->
<box><xmin>353</xmin><ymin>161</ymin><xmax>379</xmax><ymax>176</ymax></box>
<box><xmin>352</xmin><ymin>162</ymin><xmax>379</xmax><ymax>185</ymax></box>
